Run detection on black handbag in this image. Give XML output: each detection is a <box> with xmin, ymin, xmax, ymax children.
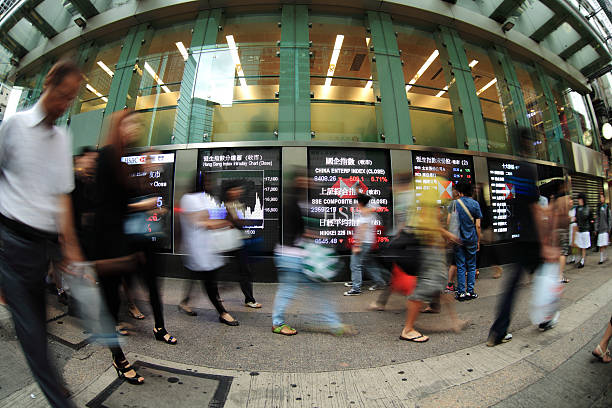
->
<box><xmin>377</xmin><ymin>229</ymin><xmax>423</xmax><ymax>276</ymax></box>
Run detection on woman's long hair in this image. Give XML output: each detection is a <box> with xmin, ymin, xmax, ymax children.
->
<box><xmin>103</xmin><ymin>109</ymin><xmax>136</xmax><ymax>188</ymax></box>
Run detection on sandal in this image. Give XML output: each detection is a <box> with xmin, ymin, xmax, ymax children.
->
<box><xmin>272</xmin><ymin>324</ymin><xmax>297</xmax><ymax>336</ymax></box>
<box><xmin>399</xmin><ymin>331</ymin><xmax>429</xmax><ymax>343</ymax></box>
<box><xmin>178</xmin><ymin>303</ymin><xmax>197</xmax><ymax>316</ymax></box>
<box><xmin>116</xmin><ymin>323</ymin><xmax>130</xmax><ymax>336</ymax></box>
<box><xmin>153</xmin><ymin>327</ymin><xmax>177</xmax><ymax>344</ymax></box>
<box><xmin>128</xmin><ymin>303</ymin><xmax>145</xmax><ymax>320</ymax></box>
<box><xmin>592</xmin><ymin>344</ymin><xmax>611</xmax><ymax>363</ymax></box>
<box><xmin>113</xmin><ymin>359</ymin><xmax>144</xmax><ymax>385</ymax></box>
<box><xmin>332</xmin><ymin>324</ymin><xmax>358</xmax><ymax>336</ymax></box>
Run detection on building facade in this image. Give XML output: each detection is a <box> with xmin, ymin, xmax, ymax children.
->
<box><xmin>1</xmin><ymin>0</ymin><xmax>611</xmax><ymax>275</ymax></box>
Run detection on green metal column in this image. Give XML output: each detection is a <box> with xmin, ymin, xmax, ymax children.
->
<box><xmin>27</xmin><ymin>60</ymin><xmax>52</xmax><ymax>108</ymax></box>
<box><xmin>104</xmin><ymin>24</ymin><xmax>151</xmax><ymax>116</ymax></box>
<box><xmin>533</xmin><ymin>64</ymin><xmax>565</xmax><ymax>163</ymax></box>
<box><xmin>434</xmin><ymin>26</ymin><xmax>487</xmax><ymax>152</ymax></box>
<box><xmin>69</xmin><ymin>41</ymin><xmax>99</xmax><ymax>117</ymax></box>
<box><xmin>172</xmin><ymin>9</ymin><xmax>222</xmax><ymax>144</ymax></box>
<box><xmin>367</xmin><ymin>11</ymin><xmax>412</xmax><ymax>145</ymax></box>
<box><xmin>489</xmin><ymin>45</ymin><xmax>530</xmax><ymax>156</ymax></box>
<box><xmin>278</xmin><ymin>5</ymin><xmax>310</xmax><ymax>141</ymax></box>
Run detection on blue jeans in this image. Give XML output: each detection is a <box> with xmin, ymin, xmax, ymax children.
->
<box><xmin>456</xmin><ymin>243</ymin><xmax>477</xmax><ymax>294</ymax></box>
<box><xmin>272</xmin><ymin>253</ymin><xmax>341</xmax><ymax>329</ymax></box>
<box><xmin>350</xmin><ymin>242</ymin><xmax>386</xmax><ymax>291</ymax></box>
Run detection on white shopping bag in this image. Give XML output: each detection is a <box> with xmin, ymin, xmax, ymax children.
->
<box><xmin>529</xmin><ymin>263</ymin><xmax>563</xmax><ymax>325</ymax></box>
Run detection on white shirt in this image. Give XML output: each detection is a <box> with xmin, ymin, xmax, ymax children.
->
<box><xmin>0</xmin><ymin>102</ymin><xmax>74</xmax><ymax>232</ymax></box>
<box><xmin>356</xmin><ymin>211</ymin><xmax>377</xmax><ymax>244</ymax></box>
<box><xmin>180</xmin><ymin>192</ymin><xmax>225</xmax><ymax>271</ymax></box>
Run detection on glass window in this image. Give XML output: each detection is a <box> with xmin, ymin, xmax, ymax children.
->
<box><xmin>310</xmin><ymin>15</ymin><xmax>377</xmax><ymax>142</ymax></box>
<box><xmin>569</xmin><ymin>91</ymin><xmax>595</xmax><ymax>148</ymax></box>
<box><xmin>75</xmin><ymin>38</ymin><xmax>124</xmax><ymax>114</ymax></box>
<box><xmin>128</xmin><ymin>23</ymin><xmax>194</xmax><ymax>146</ymax></box>
<box><xmin>513</xmin><ymin>61</ymin><xmax>549</xmax><ymax>161</ymax></box>
<box><xmin>547</xmin><ymin>76</ymin><xmax>581</xmax><ymax>144</ymax></box>
<box><xmin>464</xmin><ymin>43</ymin><xmax>511</xmax><ymax>155</ymax></box>
<box><xmin>14</xmin><ymin>72</ymin><xmax>39</xmax><ymax>110</ymax></box>
<box><xmin>189</xmin><ymin>14</ymin><xmax>281</xmax><ymax>142</ymax></box>
<box><xmin>395</xmin><ymin>24</ymin><xmax>454</xmax><ymax>147</ymax></box>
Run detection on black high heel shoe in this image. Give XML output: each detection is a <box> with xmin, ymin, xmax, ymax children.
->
<box><xmin>219</xmin><ymin>316</ymin><xmax>240</xmax><ymax>326</ymax></box>
<box><xmin>153</xmin><ymin>327</ymin><xmax>177</xmax><ymax>344</ymax></box>
<box><xmin>113</xmin><ymin>359</ymin><xmax>144</xmax><ymax>385</ymax></box>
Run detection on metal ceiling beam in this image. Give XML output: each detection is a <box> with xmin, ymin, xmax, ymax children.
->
<box><xmin>559</xmin><ymin>37</ymin><xmax>592</xmax><ymax>60</ymax></box>
<box><xmin>69</xmin><ymin>0</ymin><xmax>99</xmax><ymax>19</ymax></box>
<box><xmin>581</xmin><ymin>55</ymin><xmax>609</xmax><ymax>77</ymax></box>
<box><xmin>530</xmin><ymin>12</ymin><xmax>569</xmax><ymax>43</ymax></box>
<box><xmin>0</xmin><ymin>33</ymin><xmax>27</xmax><ymax>58</ymax></box>
<box><xmin>490</xmin><ymin>0</ymin><xmax>526</xmax><ymax>24</ymax></box>
<box><xmin>24</xmin><ymin>8</ymin><xmax>57</xmax><ymax>38</ymax></box>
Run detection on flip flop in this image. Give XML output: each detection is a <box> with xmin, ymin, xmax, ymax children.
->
<box><xmin>399</xmin><ymin>334</ymin><xmax>429</xmax><ymax>343</ymax></box>
<box><xmin>592</xmin><ymin>345</ymin><xmax>611</xmax><ymax>363</ymax></box>
<box><xmin>272</xmin><ymin>324</ymin><xmax>297</xmax><ymax>336</ymax></box>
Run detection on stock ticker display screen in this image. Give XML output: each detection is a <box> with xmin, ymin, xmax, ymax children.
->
<box><xmin>121</xmin><ymin>152</ymin><xmax>175</xmax><ymax>251</ymax></box>
<box><xmin>412</xmin><ymin>151</ymin><xmax>474</xmax><ymax>206</ymax></box>
<box><xmin>197</xmin><ymin>148</ymin><xmax>281</xmax><ymax>252</ymax></box>
<box><xmin>487</xmin><ymin>158</ymin><xmax>538</xmax><ymax>240</ymax></box>
<box><xmin>308</xmin><ymin>148</ymin><xmax>393</xmax><ymax>247</ymax></box>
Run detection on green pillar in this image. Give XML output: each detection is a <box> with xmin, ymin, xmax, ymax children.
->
<box><xmin>434</xmin><ymin>27</ymin><xmax>487</xmax><ymax>152</ymax></box>
<box><xmin>533</xmin><ymin>64</ymin><xmax>565</xmax><ymax>163</ymax></box>
<box><xmin>490</xmin><ymin>45</ymin><xmax>530</xmax><ymax>156</ymax></box>
<box><xmin>25</xmin><ymin>60</ymin><xmax>52</xmax><ymax>109</ymax></box>
<box><xmin>278</xmin><ymin>5</ymin><xmax>310</xmax><ymax>141</ymax></box>
<box><xmin>172</xmin><ymin>9</ymin><xmax>222</xmax><ymax>144</ymax></box>
<box><xmin>105</xmin><ymin>24</ymin><xmax>151</xmax><ymax>116</ymax></box>
<box><xmin>367</xmin><ymin>11</ymin><xmax>412</xmax><ymax>144</ymax></box>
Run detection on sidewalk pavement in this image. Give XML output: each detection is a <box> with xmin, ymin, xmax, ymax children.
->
<box><xmin>0</xmin><ymin>254</ymin><xmax>611</xmax><ymax>407</ymax></box>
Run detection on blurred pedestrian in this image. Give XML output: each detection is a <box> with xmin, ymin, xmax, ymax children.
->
<box><xmin>273</xmin><ymin>173</ymin><xmax>351</xmax><ymax>335</ymax></box>
<box><xmin>221</xmin><ymin>180</ymin><xmax>262</xmax><ymax>308</ymax></box>
<box><xmin>595</xmin><ymin>192</ymin><xmax>610</xmax><ymax>265</ymax></box>
<box><xmin>553</xmin><ymin>180</ymin><xmax>572</xmax><ymax>283</ymax></box>
<box><xmin>179</xmin><ymin>188</ymin><xmax>240</xmax><ymax>326</ymax></box>
<box><xmin>487</xmin><ymin>158</ymin><xmax>542</xmax><ymax>347</ymax></box>
<box><xmin>344</xmin><ymin>194</ymin><xmax>387</xmax><ymax>295</ymax></box>
<box><xmin>400</xmin><ymin>188</ymin><xmax>462</xmax><ymax>343</ymax></box>
<box><xmin>0</xmin><ymin>60</ymin><xmax>83</xmax><ymax>407</ymax></box>
<box><xmin>574</xmin><ymin>193</ymin><xmax>591</xmax><ymax>268</ymax></box>
<box><xmin>453</xmin><ymin>181</ymin><xmax>482</xmax><ymax>301</ymax></box>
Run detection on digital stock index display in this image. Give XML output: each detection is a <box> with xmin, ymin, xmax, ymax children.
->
<box><xmin>308</xmin><ymin>148</ymin><xmax>393</xmax><ymax>247</ymax></box>
<box><xmin>412</xmin><ymin>151</ymin><xmax>474</xmax><ymax>206</ymax></box>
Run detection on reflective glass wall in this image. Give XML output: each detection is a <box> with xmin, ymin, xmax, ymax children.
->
<box><xmin>310</xmin><ymin>15</ymin><xmax>376</xmax><ymax>142</ymax></box>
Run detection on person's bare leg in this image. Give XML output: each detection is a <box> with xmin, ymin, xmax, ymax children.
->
<box><xmin>559</xmin><ymin>255</ymin><xmax>569</xmax><ymax>282</ymax></box>
<box><xmin>448</xmin><ymin>265</ymin><xmax>457</xmax><ymax>286</ymax></box>
<box><xmin>581</xmin><ymin>248</ymin><xmax>587</xmax><ymax>265</ymax></box>
<box><xmin>594</xmin><ymin>321</ymin><xmax>612</xmax><ymax>363</ymax></box>
<box><xmin>401</xmin><ymin>300</ymin><xmax>428</xmax><ymax>341</ymax></box>
<box><xmin>440</xmin><ymin>293</ymin><xmax>467</xmax><ymax>333</ymax></box>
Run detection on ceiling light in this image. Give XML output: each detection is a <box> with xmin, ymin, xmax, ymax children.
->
<box><xmin>74</xmin><ymin>16</ymin><xmax>86</xmax><ymax>29</ymax></box>
<box><xmin>502</xmin><ymin>21</ymin><xmax>515</xmax><ymax>33</ymax></box>
<box><xmin>364</xmin><ymin>76</ymin><xmax>373</xmax><ymax>90</ymax></box>
<box><xmin>476</xmin><ymin>78</ymin><xmax>497</xmax><ymax>95</ymax></box>
<box><xmin>175</xmin><ymin>42</ymin><xmax>189</xmax><ymax>61</ymax></box>
<box><xmin>324</xmin><ymin>34</ymin><xmax>344</xmax><ymax>88</ymax></box>
<box><xmin>405</xmin><ymin>49</ymin><xmax>439</xmax><ymax>92</ymax></box>
<box><xmin>97</xmin><ymin>61</ymin><xmax>114</xmax><ymax>77</ymax></box>
<box><xmin>366</xmin><ymin>37</ymin><xmax>370</xmax><ymax>47</ymax></box>
<box><xmin>603</xmin><ymin>122</ymin><xmax>612</xmax><ymax>140</ymax></box>
<box><xmin>143</xmin><ymin>62</ymin><xmax>171</xmax><ymax>93</ymax></box>
<box><xmin>435</xmin><ymin>85</ymin><xmax>449</xmax><ymax>97</ymax></box>
<box><xmin>468</xmin><ymin>59</ymin><xmax>479</xmax><ymax>68</ymax></box>
<box><xmin>226</xmin><ymin>35</ymin><xmax>248</xmax><ymax>89</ymax></box>
<box><xmin>85</xmin><ymin>83</ymin><xmax>108</xmax><ymax>102</ymax></box>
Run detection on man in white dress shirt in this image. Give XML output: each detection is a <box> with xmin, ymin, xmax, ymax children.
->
<box><xmin>0</xmin><ymin>60</ymin><xmax>83</xmax><ymax>408</ymax></box>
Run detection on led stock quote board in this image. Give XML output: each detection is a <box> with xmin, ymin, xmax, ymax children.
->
<box><xmin>487</xmin><ymin>158</ymin><xmax>538</xmax><ymax>240</ymax></box>
<box><xmin>197</xmin><ymin>148</ymin><xmax>281</xmax><ymax>252</ymax></box>
<box><xmin>412</xmin><ymin>151</ymin><xmax>474</xmax><ymax>205</ymax></box>
<box><xmin>308</xmin><ymin>148</ymin><xmax>393</xmax><ymax>246</ymax></box>
<box><xmin>121</xmin><ymin>152</ymin><xmax>175</xmax><ymax>251</ymax></box>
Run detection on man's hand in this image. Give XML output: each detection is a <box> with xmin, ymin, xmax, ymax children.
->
<box><xmin>352</xmin><ymin>246</ymin><xmax>361</xmax><ymax>254</ymax></box>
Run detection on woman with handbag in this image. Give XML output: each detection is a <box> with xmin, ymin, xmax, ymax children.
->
<box><xmin>179</xmin><ymin>188</ymin><xmax>240</xmax><ymax>326</ymax></box>
<box><xmin>92</xmin><ymin>111</ymin><xmax>177</xmax><ymax>385</ymax></box>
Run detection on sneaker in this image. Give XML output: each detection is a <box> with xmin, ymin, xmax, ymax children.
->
<box><xmin>455</xmin><ymin>292</ymin><xmax>467</xmax><ymax>301</ymax></box>
<box><xmin>343</xmin><ymin>282</ymin><xmax>353</xmax><ymax>287</ymax></box>
<box><xmin>578</xmin><ymin>260</ymin><xmax>585</xmax><ymax>268</ymax></box>
<box><xmin>444</xmin><ymin>282</ymin><xmax>455</xmax><ymax>293</ymax></box>
<box><xmin>486</xmin><ymin>333</ymin><xmax>512</xmax><ymax>347</ymax></box>
<box><xmin>368</xmin><ymin>284</ymin><xmax>384</xmax><ymax>291</ymax></box>
<box><xmin>466</xmin><ymin>292</ymin><xmax>478</xmax><ymax>300</ymax></box>
<box><xmin>343</xmin><ymin>289</ymin><xmax>362</xmax><ymax>296</ymax></box>
<box><xmin>245</xmin><ymin>301</ymin><xmax>262</xmax><ymax>308</ymax></box>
